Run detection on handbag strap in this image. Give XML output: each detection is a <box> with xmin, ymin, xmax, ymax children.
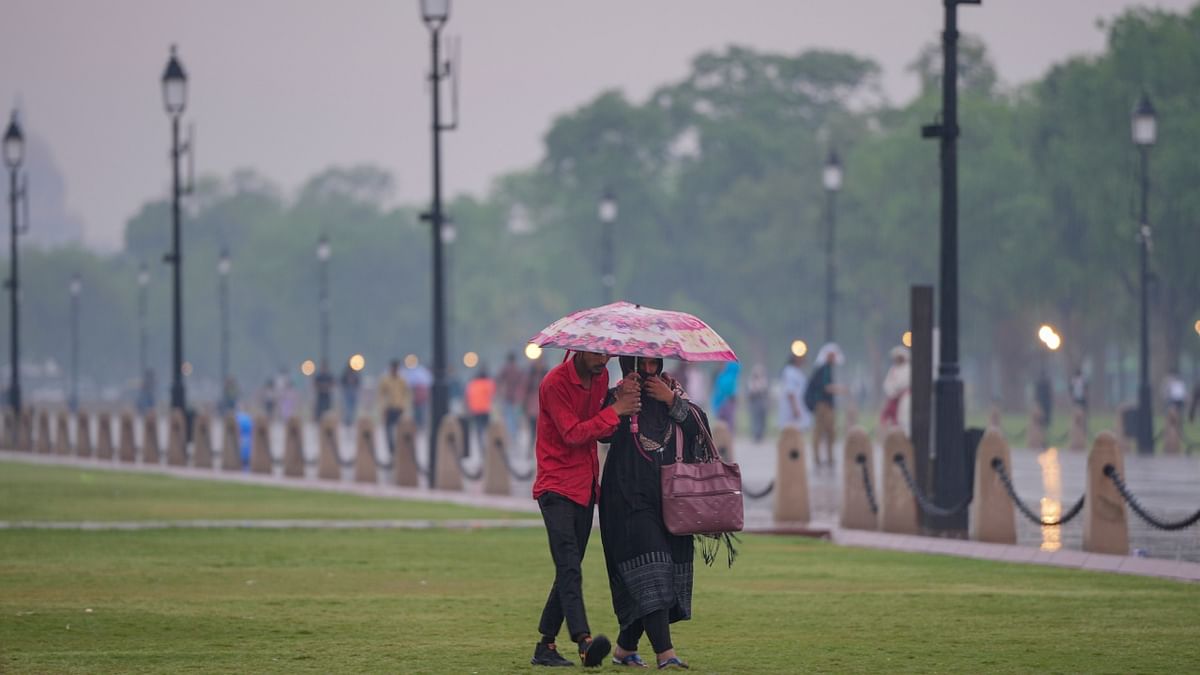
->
<box><xmin>674</xmin><ymin>424</ymin><xmax>684</xmax><ymax>463</ymax></box>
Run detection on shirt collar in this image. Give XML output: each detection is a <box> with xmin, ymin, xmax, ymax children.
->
<box><xmin>566</xmin><ymin>356</ymin><xmax>585</xmax><ymax>388</ymax></box>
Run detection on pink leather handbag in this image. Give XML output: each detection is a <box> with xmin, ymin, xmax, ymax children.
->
<box><xmin>660</xmin><ymin>421</ymin><xmax>744</xmax><ymax>536</ymax></box>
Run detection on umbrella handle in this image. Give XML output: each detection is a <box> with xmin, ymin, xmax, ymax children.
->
<box><xmin>630</xmin><ymin>414</ymin><xmax>639</xmax><ymax>435</ymax></box>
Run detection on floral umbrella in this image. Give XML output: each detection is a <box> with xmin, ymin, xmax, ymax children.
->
<box><xmin>530</xmin><ymin>301</ymin><xmax>738</xmax><ymax>362</ymax></box>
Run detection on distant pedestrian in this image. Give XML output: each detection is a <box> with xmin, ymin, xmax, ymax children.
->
<box><xmin>1034</xmin><ymin>371</ymin><xmax>1052</xmax><ymax>432</ymax></box>
<box><xmin>523</xmin><ymin>358</ymin><xmax>548</xmax><ymax>453</ymax></box>
<box><xmin>711</xmin><ymin>362</ymin><xmax>740</xmax><ymax>432</ymax></box>
<box><xmin>137</xmin><ymin>369</ymin><xmax>156</xmax><ymax>414</ymax></box>
<box><xmin>880</xmin><ymin>346</ymin><xmax>911</xmax><ymax>438</ymax></box>
<box><xmin>403</xmin><ymin>362</ymin><xmax>432</xmax><ymax>431</ymax></box>
<box><xmin>466</xmin><ymin>367</ymin><xmax>496</xmax><ymax>456</ymax></box>
<box><xmin>1069</xmin><ymin>368</ymin><xmax>1088</xmax><ymax>416</ymax></box>
<box><xmin>219</xmin><ymin>376</ymin><xmax>239</xmax><ymax>416</ymax></box>
<box><xmin>259</xmin><ymin>378</ymin><xmax>277</xmax><ymax>420</ymax></box>
<box><xmin>340</xmin><ymin>361</ymin><xmax>361</xmax><ymax>426</ymax></box>
<box><xmin>747</xmin><ymin>364</ymin><xmax>769</xmax><ymax>442</ymax></box>
<box><xmin>778</xmin><ymin>350</ymin><xmax>811</xmax><ymax>432</ymax></box>
<box><xmin>805</xmin><ymin>343</ymin><xmax>843</xmax><ymax>468</ymax></box>
<box><xmin>278</xmin><ymin>377</ymin><xmax>298</xmax><ymax>421</ymax></box>
<box><xmin>1164</xmin><ymin>371</ymin><xmax>1188</xmax><ymax>419</ymax></box>
<box><xmin>378</xmin><ymin>359</ymin><xmax>411</xmax><ymax>455</ymax></box>
<box><xmin>313</xmin><ymin>360</ymin><xmax>335</xmax><ymax>420</ymax></box>
<box><xmin>498</xmin><ymin>352</ymin><xmax>525</xmax><ymax>441</ymax></box>
<box><xmin>1190</xmin><ymin>379</ymin><xmax>1200</xmax><ymax>424</ymax></box>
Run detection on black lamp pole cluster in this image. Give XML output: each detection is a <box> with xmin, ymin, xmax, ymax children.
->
<box><xmin>217</xmin><ymin>247</ymin><xmax>231</xmax><ymax>384</ymax></box>
<box><xmin>69</xmin><ymin>274</ymin><xmax>82</xmax><ymax>411</ymax></box>
<box><xmin>1132</xmin><ymin>93</ymin><xmax>1157</xmax><ymax>456</ymax></box>
<box><xmin>317</xmin><ymin>234</ymin><xmax>331</xmax><ymax>367</ymax></box>
<box><xmin>161</xmin><ymin>45</ymin><xmax>193</xmax><ymax>414</ymax></box>
<box><xmin>420</xmin><ymin>0</ymin><xmax>457</xmax><ymax>479</ymax></box>
<box><xmin>599</xmin><ymin>190</ymin><xmax>617</xmax><ymax>304</ymax></box>
<box><xmin>922</xmin><ymin>0</ymin><xmax>980</xmax><ymax>531</ymax></box>
<box><xmin>822</xmin><ymin>149</ymin><xmax>842</xmax><ymax>343</ymax></box>
<box><xmin>3</xmin><ymin>109</ymin><xmax>28</xmax><ymax>415</ymax></box>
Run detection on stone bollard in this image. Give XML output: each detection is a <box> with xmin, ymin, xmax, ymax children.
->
<box><xmin>36</xmin><ymin>410</ymin><xmax>52</xmax><ymax>454</ymax></box>
<box><xmin>880</xmin><ymin>429</ymin><xmax>920</xmax><ymax>535</ymax></box>
<box><xmin>118</xmin><ymin>411</ymin><xmax>137</xmax><ymax>462</ymax></box>
<box><xmin>250</xmin><ymin>415</ymin><xmax>273</xmax><ymax>474</ymax></box>
<box><xmin>55</xmin><ymin>411</ymin><xmax>72</xmax><ymax>455</ymax></box>
<box><xmin>191</xmin><ymin>412</ymin><xmax>214</xmax><ymax>469</ymax></box>
<box><xmin>317</xmin><ymin>413</ymin><xmax>341</xmax><ymax>480</ymax></box>
<box><xmin>483</xmin><ymin>419</ymin><xmax>512</xmax><ymax>496</ymax></box>
<box><xmin>220</xmin><ymin>414</ymin><xmax>241</xmax><ymax>471</ymax></box>
<box><xmin>1068</xmin><ymin>405</ymin><xmax>1088</xmax><ymax>452</ymax></box>
<box><xmin>1162</xmin><ymin>408</ymin><xmax>1182</xmax><ymax>456</ymax></box>
<box><xmin>1083</xmin><ymin>432</ymin><xmax>1129</xmax><ymax>555</ymax></box>
<box><xmin>434</xmin><ymin>414</ymin><xmax>465</xmax><ymax>491</ymax></box>
<box><xmin>1115</xmin><ymin>403</ymin><xmax>1136</xmax><ymax>454</ymax></box>
<box><xmin>772</xmin><ymin>426</ymin><xmax>810</xmax><ymax>523</ymax></box>
<box><xmin>166</xmin><ymin>409</ymin><xmax>188</xmax><ymax>467</ymax></box>
<box><xmin>839</xmin><ymin>427</ymin><xmax>877</xmax><ymax>531</ymax></box>
<box><xmin>142</xmin><ymin>410</ymin><xmax>161</xmax><ymax>464</ymax></box>
<box><xmin>353</xmin><ymin>417</ymin><xmax>378</xmax><ymax>484</ymax></box>
<box><xmin>18</xmin><ymin>408</ymin><xmax>33</xmax><ymax>451</ymax></box>
<box><xmin>393</xmin><ymin>417</ymin><xmax>420</xmax><ymax>488</ymax></box>
<box><xmin>75</xmin><ymin>411</ymin><xmax>93</xmax><ymax>458</ymax></box>
<box><xmin>1026</xmin><ymin>408</ymin><xmax>1045</xmax><ymax>450</ymax></box>
<box><xmin>95</xmin><ymin>412</ymin><xmax>115</xmax><ymax>461</ymax></box>
<box><xmin>711</xmin><ymin>419</ymin><xmax>735</xmax><ymax>462</ymax></box>
<box><xmin>283</xmin><ymin>416</ymin><xmax>305</xmax><ymax>478</ymax></box>
<box><xmin>969</xmin><ymin>427</ymin><xmax>1016</xmax><ymax>544</ymax></box>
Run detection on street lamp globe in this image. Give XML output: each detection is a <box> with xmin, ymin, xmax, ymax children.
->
<box><xmin>316</xmin><ymin>234</ymin><xmax>331</xmax><ymax>262</ymax></box>
<box><xmin>161</xmin><ymin>45</ymin><xmax>188</xmax><ymax>117</ymax></box>
<box><xmin>420</xmin><ymin>0</ymin><xmax>450</xmax><ymax>25</ymax></box>
<box><xmin>3</xmin><ymin>111</ymin><xmax>23</xmax><ymax>169</ymax></box>
<box><xmin>218</xmin><ymin>248</ymin><xmax>231</xmax><ymax>276</ymax></box>
<box><xmin>69</xmin><ymin>274</ymin><xmax>82</xmax><ymax>297</ymax></box>
<box><xmin>1132</xmin><ymin>94</ymin><xmax>1157</xmax><ymax>147</ymax></box>
<box><xmin>599</xmin><ymin>190</ymin><xmax>618</xmax><ymax>224</ymax></box>
<box><xmin>823</xmin><ymin>149</ymin><xmax>843</xmax><ymax>192</ymax></box>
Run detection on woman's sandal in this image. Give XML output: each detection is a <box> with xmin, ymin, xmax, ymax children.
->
<box><xmin>657</xmin><ymin>657</ymin><xmax>689</xmax><ymax>670</ymax></box>
<box><xmin>612</xmin><ymin>652</ymin><xmax>649</xmax><ymax>668</ymax></box>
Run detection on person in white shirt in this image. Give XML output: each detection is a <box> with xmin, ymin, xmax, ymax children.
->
<box><xmin>778</xmin><ymin>352</ymin><xmax>811</xmax><ymax>431</ymax></box>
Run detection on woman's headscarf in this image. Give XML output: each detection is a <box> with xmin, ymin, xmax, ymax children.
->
<box><xmin>815</xmin><ymin>342</ymin><xmax>844</xmax><ymax>366</ymax></box>
<box><xmin>711</xmin><ymin>362</ymin><xmax>740</xmax><ymax>411</ymax></box>
<box><xmin>618</xmin><ymin>356</ymin><xmax>678</xmax><ymax>444</ymax></box>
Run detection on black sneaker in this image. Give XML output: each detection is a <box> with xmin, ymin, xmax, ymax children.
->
<box><xmin>531</xmin><ymin>642</ymin><xmax>575</xmax><ymax>667</ymax></box>
<box><xmin>579</xmin><ymin>635</ymin><xmax>611</xmax><ymax>668</ymax></box>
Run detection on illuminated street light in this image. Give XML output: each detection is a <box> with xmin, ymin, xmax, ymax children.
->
<box><xmin>462</xmin><ymin>351</ymin><xmax>479</xmax><ymax>368</ymax></box>
<box><xmin>790</xmin><ymin>340</ymin><xmax>808</xmax><ymax>358</ymax></box>
<box><xmin>524</xmin><ymin>343</ymin><xmax>543</xmax><ymax>360</ymax></box>
<box><xmin>349</xmin><ymin>354</ymin><xmax>365</xmax><ymax>372</ymax></box>
<box><xmin>301</xmin><ymin>359</ymin><xmax>316</xmax><ymax>377</ymax></box>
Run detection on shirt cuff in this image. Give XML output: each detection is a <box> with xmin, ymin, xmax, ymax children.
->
<box><xmin>598</xmin><ymin>406</ymin><xmax>620</xmax><ymax>429</ymax></box>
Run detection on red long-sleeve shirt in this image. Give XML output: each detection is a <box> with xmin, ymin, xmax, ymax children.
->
<box><xmin>531</xmin><ymin>357</ymin><xmax>619</xmax><ymax>507</ymax></box>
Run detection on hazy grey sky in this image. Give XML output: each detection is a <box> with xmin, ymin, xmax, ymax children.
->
<box><xmin>2</xmin><ymin>0</ymin><xmax>1193</xmax><ymax>250</ymax></box>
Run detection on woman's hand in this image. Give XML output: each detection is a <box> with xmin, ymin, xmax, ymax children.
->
<box><xmin>642</xmin><ymin>375</ymin><xmax>676</xmax><ymax>405</ymax></box>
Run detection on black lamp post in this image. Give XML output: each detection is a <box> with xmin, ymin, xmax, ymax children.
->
<box><xmin>1132</xmin><ymin>93</ymin><xmax>1157</xmax><ymax>456</ymax></box>
<box><xmin>316</xmin><ymin>235</ymin><xmax>331</xmax><ymax>367</ymax></box>
<box><xmin>822</xmin><ymin>149</ymin><xmax>842</xmax><ymax>343</ymax></box>
<box><xmin>4</xmin><ymin>109</ymin><xmax>27</xmax><ymax>415</ymax></box>
<box><xmin>217</xmin><ymin>248</ymin><xmax>231</xmax><ymax>385</ymax></box>
<box><xmin>137</xmin><ymin>263</ymin><xmax>149</xmax><ymax>376</ymax></box>
<box><xmin>420</xmin><ymin>0</ymin><xmax>457</xmax><ymax>482</ymax></box>
<box><xmin>68</xmin><ymin>274</ymin><xmax>81</xmax><ymax>412</ymax></box>
<box><xmin>161</xmin><ymin>45</ymin><xmax>192</xmax><ymax>414</ymax></box>
<box><xmin>599</xmin><ymin>190</ymin><xmax>617</xmax><ymax>304</ymax></box>
<box><xmin>921</xmin><ymin>0</ymin><xmax>980</xmax><ymax>531</ymax></box>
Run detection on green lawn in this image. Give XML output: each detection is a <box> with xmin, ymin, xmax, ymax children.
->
<box><xmin>0</xmin><ymin>461</ymin><xmax>537</xmax><ymax>522</ymax></box>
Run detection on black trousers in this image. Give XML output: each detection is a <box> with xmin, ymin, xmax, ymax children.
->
<box><xmin>537</xmin><ymin>491</ymin><xmax>594</xmax><ymax>642</ymax></box>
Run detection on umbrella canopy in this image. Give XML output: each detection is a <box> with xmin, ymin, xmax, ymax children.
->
<box><xmin>530</xmin><ymin>301</ymin><xmax>737</xmax><ymax>363</ymax></box>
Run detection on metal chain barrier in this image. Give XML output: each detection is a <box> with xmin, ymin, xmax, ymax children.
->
<box><xmin>990</xmin><ymin>458</ymin><xmax>1085</xmax><ymax>526</ymax></box>
<box><xmin>743</xmin><ymin>480</ymin><xmax>774</xmax><ymax>500</ymax></box>
<box><xmin>1103</xmin><ymin>464</ymin><xmax>1200</xmax><ymax>531</ymax></box>
<box><xmin>856</xmin><ymin>454</ymin><xmax>878</xmax><ymax>515</ymax></box>
<box><xmin>457</xmin><ymin>448</ymin><xmax>484</xmax><ymax>481</ymax></box>
<box><xmin>893</xmin><ymin>454</ymin><xmax>972</xmax><ymax>518</ymax></box>
<box><xmin>325</xmin><ymin>426</ymin><xmax>355</xmax><ymax>469</ymax></box>
<box><xmin>498</xmin><ymin>436</ymin><xmax>534</xmax><ymax>481</ymax></box>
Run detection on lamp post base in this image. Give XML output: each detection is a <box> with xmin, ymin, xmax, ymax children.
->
<box><xmin>930</xmin><ymin>376</ymin><xmax>968</xmax><ymax>533</ymax></box>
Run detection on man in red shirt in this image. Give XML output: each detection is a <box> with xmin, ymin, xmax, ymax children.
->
<box><xmin>530</xmin><ymin>350</ymin><xmax>640</xmax><ymax>668</ymax></box>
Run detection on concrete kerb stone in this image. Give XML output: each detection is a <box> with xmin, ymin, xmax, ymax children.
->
<box><xmin>839</xmin><ymin>426</ymin><xmax>877</xmax><ymax>531</ymax></box>
<box><xmin>95</xmin><ymin>412</ymin><xmax>115</xmax><ymax>461</ymax></box>
<box><xmin>18</xmin><ymin>409</ymin><xmax>33</xmax><ymax>452</ymax></box>
<box><xmin>969</xmin><ymin>427</ymin><xmax>1016</xmax><ymax>544</ymax></box>
<box><xmin>250</xmin><ymin>414</ymin><xmax>272</xmax><ymax>474</ymax></box>
<box><xmin>166</xmin><ymin>409</ymin><xmax>188</xmax><ymax>467</ymax></box>
<box><xmin>1083</xmin><ymin>431</ymin><xmax>1129</xmax><ymax>556</ymax></box>
<box><xmin>192</xmin><ymin>411</ymin><xmax>214</xmax><ymax>469</ymax></box>
<box><xmin>283</xmin><ymin>416</ymin><xmax>305</xmax><ymax>478</ymax></box>
<box><xmin>353</xmin><ymin>417</ymin><xmax>378</xmax><ymax>484</ymax></box>
<box><xmin>880</xmin><ymin>429</ymin><xmax>919</xmax><ymax>535</ymax></box>
<box><xmin>434</xmin><ymin>414</ymin><xmax>464</xmax><ymax>492</ymax></box>
<box><xmin>55</xmin><ymin>411</ymin><xmax>72</xmax><ymax>456</ymax></box>
<box><xmin>118</xmin><ymin>411</ymin><xmax>137</xmax><ymax>462</ymax></box>
<box><xmin>772</xmin><ymin>426</ymin><xmax>810</xmax><ymax>524</ymax></box>
<box><xmin>220</xmin><ymin>414</ymin><xmax>241</xmax><ymax>471</ymax></box>
<box><xmin>316</xmin><ymin>413</ymin><xmax>340</xmax><ymax>480</ymax></box>
<box><xmin>483</xmin><ymin>419</ymin><xmax>511</xmax><ymax>496</ymax></box>
<box><xmin>393</xmin><ymin>417</ymin><xmax>420</xmax><ymax>488</ymax></box>
<box><xmin>75</xmin><ymin>411</ymin><xmax>93</xmax><ymax>459</ymax></box>
<box><xmin>142</xmin><ymin>410</ymin><xmax>161</xmax><ymax>464</ymax></box>
<box><xmin>36</xmin><ymin>410</ymin><xmax>52</xmax><ymax>454</ymax></box>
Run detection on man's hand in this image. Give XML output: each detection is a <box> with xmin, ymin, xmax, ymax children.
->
<box><xmin>618</xmin><ymin>372</ymin><xmax>641</xmax><ymax>396</ymax></box>
<box><xmin>642</xmin><ymin>375</ymin><xmax>675</xmax><ymax>405</ymax></box>
<box><xmin>612</xmin><ymin>387</ymin><xmax>642</xmax><ymax>416</ymax></box>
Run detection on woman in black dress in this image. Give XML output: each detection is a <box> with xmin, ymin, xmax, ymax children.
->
<box><xmin>600</xmin><ymin>356</ymin><xmax>713</xmax><ymax>670</ymax></box>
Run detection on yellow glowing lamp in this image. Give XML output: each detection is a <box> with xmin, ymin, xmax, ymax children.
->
<box><xmin>301</xmin><ymin>359</ymin><xmax>316</xmax><ymax>376</ymax></box>
<box><xmin>902</xmin><ymin>331</ymin><xmax>912</xmax><ymax>348</ymax></box>
<box><xmin>404</xmin><ymin>354</ymin><xmax>419</xmax><ymax>369</ymax></box>
<box><xmin>1194</xmin><ymin>320</ymin><xmax>1200</xmax><ymax>336</ymax></box>
<box><xmin>349</xmin><ymin>354</ymin><xmax>365</xmax><ymax>372</ymax></box>
<box><xmin>525</xmin><ymin>343</ymin><xmax>543</xmax><ymax>360</ymax></box>
<box><xmin>790</xmin><ymin>340</ymin><xmax>808</xmax><ymax>358</ymax></box>
<box><xmin>463</xmin><ymin>351</ymin><xmax>479</xmax><ymax>368</ymax></box>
